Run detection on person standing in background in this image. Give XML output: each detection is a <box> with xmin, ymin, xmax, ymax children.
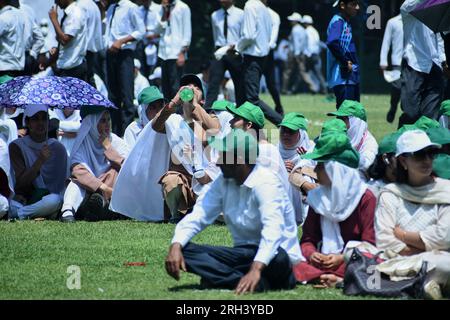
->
<box><xmin>157</xmin><ymin>0</ymin><xmax>192</xmax><ymax>100</ymax></box>
<box><xmin>205</xmin><ymin>0</ymin><xmax>244</xmax><ymax>109</ymax></box>
<box><xmin>379</xmin><ymin>11</ymin><xmax>403</xmax><ymax>123</ymax></box>
<box><xmin>104</xmin><ymin>0</ymin><xmax>145</xmax><ymax>136</ymax></box>
<box><xmin>303</xmin><ymin>15</ymin><xmax>327</xmax><ymax>95</ymax></box>
<box><xmin>77</xmin><ymin>0</ymin><xmax>104</xmax><ymax>87</ymax></box>
<box><xmin>0</xmin><ymin>0</ymin><xmax>26</xmax><ymax>77</ymax></box>
<box><xmin>19</xmin><ymin>0</ymin><xmax>44</xmax><ymax>76</ymax></box>
<box><xmin>399</xmin><ymin>0</ymin><xmax>446</xmax><ymax>126</ymax></box>
<box><xmin>326</xmin><ymin>0</ymin><xmax>361</xmax><ymax>108</ymax></box>
<box><xmin>236</xmin><ymin>0</ymin><xmax>281</xmax><ymax>125</ymax></box>
<box><xmin>136</xmin><ymin>0</ymin><xmax>161</xmax><ymax>79</ymax></box>
<box><xmin>48</xmin><ymin>0</ymin><xmax>88</xmax><ymax>80</ymax></box>
<box><xmin>263</xmin><ymin>2</ymin><xmax>284</xmax><ymax>115</ymax></box>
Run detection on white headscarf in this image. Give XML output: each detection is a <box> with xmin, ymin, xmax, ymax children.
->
<box><xmin>0</xmin><ymin>108</ymin><xmax>18</xmax><ymax>144</ymax></box>
<box><xmin>348</xmin><ymin>116</ymin><xmax>368</xmax><ymax>152</ymax></box>
<box><xmin>70</xmin><ymin>111</ymin><xmax>130</xmax><ymax>177</ymax></box>
<box><xmin>138</xmin><ymin>104</ymin><xmax>151</xmax><ymax>128</ymax></box>
<box><xmin>48</xmin><ymin>108</ymin><xmax>81</xmax><ymax>156</ymax></box>
<box><xmin>307</xmin><ymin>161</ymin><xmax>368</xmax><ymax>254</ymax></box>
<box><xmin>278</xmin><ymin>129</ymin><xmax>313</xmax><ymax>164</ymax></box>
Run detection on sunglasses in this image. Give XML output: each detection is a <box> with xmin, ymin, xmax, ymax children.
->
<box><xmin>404</xmin><ymin>149</ymin><xmax>440</xmax><ymax>160</ymax></box>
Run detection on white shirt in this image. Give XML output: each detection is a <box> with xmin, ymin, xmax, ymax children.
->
<box><xmin>236</xmin><ymin>0</ymin><xmax>272</xmax><ymax>57</ymax></box>
<box><xmin>57</xmin><ymin>2</ymin><xmax>88</xmax><ymax>70</ymax></box>
<box><xmin>77</xmin><ymin>0</ymin><xmax>104</xmax><ymax>52</ymax></box>
<box><xmin>290</xmin><ymin>24</ymin><xmax>307</xmax><ymax>56</ymax></box>
<box><xmin>0</xmin><ymin>5</ymin><xmax>25</xmax><ymax>71</ymax></box>
<box><xmin>172</xmin><ymin>165</ymin><xmax>302</xmax><ymax>265</ymax></box>
<box><xmin>268</xmin><ymin>7</ymin><xmax>280</xmax><ymax>50</ymax></box>
<box><xmin>211</xmin><ymin>5</ymin><xmax>244</xmax><ymax>47</ymax></box>
<box><xmin>20</xmin><ymin>4</ymin><xmax>44</xmax><ymax>59</ymax></box>
<box><xmin>123</xmin><ymin>121</ymin><xmax>142</xmax><ymax>148</ymax></box>
<box><xmin>380</xmin><ymin>15</ymin><xmax>403</xmax><ymax>67</ymax></box>
<box><xmin>304</xmin><ymin>25</ymin><xmax>321</xmax><ymax>57</ymax></box>
<box><xmin>139</xmin><ymin>2</ymin><xmax>161</xmax><ymax>45</ymax></box>
<box><xmin>274</xmin><ymin>39</ymin><xmax>289</xmax><ymax>62</ymax></box>
<box><xmin>401</xmin><ymin>0</ymin><xmax>446</xmax><ymax>73</ymax></box>
<box><xmin>104</xmin><ymin>0</ymin><xmax>145</xmax><ymax>51</ymax></box>
<box><xmin>157</xmin><ymin>0</ymin><xmax>191</xmax><ymax>60</ymax></box>
<box><xmin>134</xmin><ymin>72</ymin><xmax>150</xmax><ymax>105</ymax></box>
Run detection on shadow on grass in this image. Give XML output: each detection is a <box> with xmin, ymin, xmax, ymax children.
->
<box><xmin>168</xmin><ymin>284</ymin><xmax>203</xmax><ymax>292</ymax></box>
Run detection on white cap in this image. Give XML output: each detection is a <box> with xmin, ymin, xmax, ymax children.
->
<box><xmin>287</xmin><ymin>12</ymin><xmax>302</xmax><ymax>22</ymax></box>
<box><xmin>302</xmin><ymin>15</ymin><xmax>313</xmax><ymax>24</ymax></box>
<box><xmin>395</xmin><ymin>130</ymin><xmax>441</xmax><ymax>157</ymax></box>
<box><xmin>23</xmin><ymin>105</ymin><xmax>48</xmax><ymax>126</ymax></box>
<box><xmin>134</xmin><ymin>59</ymin><xmax>141</xmax><ymax>70</ymax></box>
<box><xmin>149</xmin><ymin>67</ymin><xmax>162</xmax><ymax>80</ymax></box>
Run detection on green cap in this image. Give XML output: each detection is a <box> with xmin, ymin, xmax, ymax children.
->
<box><xmin>320</xmin><ymin>119</ymin><xmax>348</xmax><ymax>136</ymax></box>
<box><xmin>138</xmin><ymin>86</ymin><xmax>164</xmax><ymax>105</ymax></box>
<box><xmin>212</xmin><ymin>100</ymin><xmax>234</xmax><ymax>112</ymax></box>
<box><xmin>433</xmin><ymin>154</ymin><xmax>450</xmax><ymax>179</ymax></box>
<box><xmin>302</xmin><ymin>132</ymin><xmax>360</xmax><ymax>168</ymax></box>
<box><xmin>80</xmin><ymin>106</ymin><xmax>107</xmax><ymax>119</ymax></box>
<box><xmin>327</xmin><ymin>100</ymin><xmax>367</xmax><ymax>122</ymax></box>
<box><xmin>414</xmin><ymin>116</ymin><xmax>440</xmax><ymax>131</ymax></box>
<box><xmin>209</xmin><ymin>128</ymin><xmax>259</xmax><ymax>164</ymax></box>
<box><xmin>378</xmin><ymin>132</ymin><xmax>401</xmax><ymax>155</ymax></box>
<box><xmin>279</xmin><ymin>112</ymin><xmax>308</xmax><ymax>131</ymax></box>
<box><xmin>226</xmin><ymin>102</ymin><xmax>265</xmax><ymax>129</ymax></box>
<box><xmin>0</xmin><ymin>75</ymin><xmax>13</xmax><ymax>85</ymax></box>
<box><xmin>440</xmin><ymin>100</ymin><xmax>450</xmax><ymax>117</ymax></box>
<box><xmin>426</xmin><ymin>127</ymin><xmax>450</xmax><ymax>145</ymax></box>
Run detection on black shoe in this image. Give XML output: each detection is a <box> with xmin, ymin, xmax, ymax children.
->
<box><xmin>85</xmin><ymin>193</ymin><xmax>105</xmax><ymax>221</ymax></box>
<box><xmin>386</xmin><ymin>109</ymin><xmax>396</xmax><ymax>123</ymax></box>
<box><xmin>60</xmin><ymin>208</ymin><xmax>76</xmax><ymax>223</ymax></box>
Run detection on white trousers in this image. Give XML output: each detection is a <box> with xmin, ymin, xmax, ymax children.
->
<box><xmin>61</xmin><ymin>181</ymin><xmax>86</xmax><ymax>213</ymax></box>
<box><xmin>11</xmin><ymin>194</ymin><xmax>62</xmax><ymax>220</ymax></box>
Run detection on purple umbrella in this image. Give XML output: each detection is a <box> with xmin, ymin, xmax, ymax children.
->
<box><xmin>411</xmin><ymin>0</ymin><xmax>450</xmax><ymax>33</ymax></box>
<box><xmin>0</xmin><ymin>76</ymin><xmax>116</xmax><ymax>110</ymax></box>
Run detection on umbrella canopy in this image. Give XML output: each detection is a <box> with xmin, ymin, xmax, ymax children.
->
<box><xmin>411</xmin><ymin>0</ymin><xmax>450</xmax><ymax>33</ymax></box>
<box><xmin>0</xmin><ymin>76</ymin><xmax>116</xmax><ymax>110</ymax></box>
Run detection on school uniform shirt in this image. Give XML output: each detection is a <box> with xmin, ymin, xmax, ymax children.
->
<box><xmin>139</xmin><ymin>2</ymin><xmax>161</xmax><ymax>44</ymax></box>
<box><xmin>268</xmin><ymin>7</ymin><xmax>280</xmax><ymax>50</ymax></box>
<box><xmin>104</xmin><ymin>0</ymin><xmax>145</xmax><ymax>51</ymax></box>
<box><xmin>21</xmin><ymin>4</ymin><xmax>44</xmax><ymax>60</ymax></box>
<box><xmin>0</xmin><ymin>5</ymin><xmax>26</xmax><ymax>71</ymax></box>
<box><xmin>290</xmin><ymin>24</ymin><xmax>307</xmax><ymax>57</ymax></box>
<box><xmin>77</xmin><ymin>0</ymin><xmax>104</xmax><ymax>53</ymax></box>
<box><xmin>304</xmin><ymin>25</ymin><xmax>321</xmax><ymax>57</ymax></box>
<box><xmin>326</xmin><ymin>14</ymin><xmax>360</xmax><ymax>88</ymax></box>
<box><xmin>134</xmin><ymin>72</ymin><xmax>150</xmax><ymax>105</ymax></box>
<box><xmin>379</xmin><ymin>14</ymin><xmax>403</xmax><ymax>67</ymax></box>
<box><xmin>157</xmin><ymin>0</ymin><xmax>191</xmax><ymax>61</ymax></box>
<box><xmin>211</xmin><ymin>5</ymin><xmax>244</xmax><ymax>47</ymax></box>
<box><xmin>57</xmin><ymin>1</ymin><xmax>88</xmax><ymax>70</ymax></box>
<box><xmin>172</xmin><ymin>165</ymin><xmax>302</xmax><ymax>265</ymax></box>
<box><xmin>401</xmin><ymin>0</ymin><xmax>446</xmax><ymax>73</ymax></box>
<box><xmin>236</xmin><ymin>0</ymin><xmax>272</xmax><ymax>57</ymax></box>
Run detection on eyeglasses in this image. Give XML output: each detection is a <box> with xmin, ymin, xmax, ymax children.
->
<box><xmin>403</xmin><ymin>149</ymin><xmax>440</xmax><ymax>161</ymax></box>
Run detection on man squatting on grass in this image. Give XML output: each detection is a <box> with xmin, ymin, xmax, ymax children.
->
<box><xmin>165</xmin><ymin>129</ymin><xmax>302</xmax><ymax>294</ymax></box>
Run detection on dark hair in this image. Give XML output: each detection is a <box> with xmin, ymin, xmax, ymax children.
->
<box><xmin>368</xmin><ymin>154</ymin><xmax>387</xmax><ymax>180</ymax></box>
<box><xmin>395</xmin><ymin>156</ymin><xmax>409</xmax><ymax>184</ymax></box>
<box><xmin>338</xmin><ymin>0</ymin><xmax>358</xmax><ymax>7</ymax></box>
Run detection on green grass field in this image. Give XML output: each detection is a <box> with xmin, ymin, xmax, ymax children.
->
<box><xmin>0</xmin><ymin>94</ymin><xmax>397</xmax><ymax>300</ymax></box>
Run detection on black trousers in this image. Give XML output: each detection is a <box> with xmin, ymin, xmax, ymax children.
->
<box><xmin>205</xmin><ymin>51</ymin><xmax>245</xmax><ymax>109</ymax></box>
<box><xmin>263</xmin><ymin>49</ymin><xmax>284</xmax><ymax>114</ymax></box>
<box><xmin>106</xmin><ymin>49</ymin><xmax>135</xmax><ymax>136</ymax></box>
<box><xmin>23</xmin><ymin>51</ymin><xmax>38</xmax><ymax>76</ymax></box>
<box><xmin>333</xmin><ymin>83</ymin><xmax>360</xmax><ymax>109</ymax></box>
<box><xmin>182</xmin><ymin>242</ymin><xmax>296</xmax><ymax>291</ymax></box>
<box><xmin>243</xmin><ymin>55</ymin><xmax>282</xmax><ymax>125</ymax></box>
<box><xmin>161</xmin><ymin>59</ymin><xmax>183</xmax><ymax>101</ymax></box>
<box><xmin>54</xmin><ymin>60</ymin><xmax>88</xmax><ymax>81</ymax></box>
<box><xmin>85</xmin><ymin>51</ymin><xmax>98</xmax><ymax>88</ymax></box>
<box><xmin>399</xmin><ymin>62</ymin><xmax>444</xmax><ymax>127</ymax></box>
<box><xmin>0</xmin><ymin>70</ymin><xmax>24</xmax><ymax>77</ymax></box>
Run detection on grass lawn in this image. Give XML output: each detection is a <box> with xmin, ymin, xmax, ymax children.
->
<box><xmin>0</xmin><ymin>94</ymin><xmax>397</xmax><ymax>300</ymax></box>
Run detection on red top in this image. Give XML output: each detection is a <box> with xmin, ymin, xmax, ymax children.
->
<box><xmin>300</xmin><ymin>189</ymin><xmax>376</xmax><ymax>260</ymax></box>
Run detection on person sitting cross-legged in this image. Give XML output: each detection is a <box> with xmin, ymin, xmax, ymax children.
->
<box><xmin>165</xmin><ymin>129</ymin><xmax>302</xmax><ymax>294</ymax></box>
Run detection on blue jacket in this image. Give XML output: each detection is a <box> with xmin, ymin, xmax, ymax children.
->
<box><xmin>326</xmin><ymin>14</ymin><xmax>360</xmax><ymax>88</ymax></box>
